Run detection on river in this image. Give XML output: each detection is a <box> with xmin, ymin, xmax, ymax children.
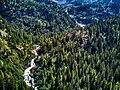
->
<box><xmin>23</xmin><ymin>45</ymin><xmax>40</xmax><ymax>90</ymax></box>
<box><xmin>65</xmin><ymin>8</ymin><xmax>86</xmax><ymax>28</ymax></box>
<box><xmin>23</xmin><ymin>8</ymin><xmax>85</xmax><ymax>90</ymax></box>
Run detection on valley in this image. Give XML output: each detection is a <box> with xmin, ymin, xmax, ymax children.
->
<box><xmin>0</xmin><ymin>0</ymin><xmax>120</xmax><ymax>90</ymax></box>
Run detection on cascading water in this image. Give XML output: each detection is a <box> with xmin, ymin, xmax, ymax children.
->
<box><xmin>52</xmin><ymin>0</ymin><xmax>67</xmax><ymax>4</ymax></box>
<box><xmin>65</xmin><ymin>8</ymin><xmax>86</xmax><ymax>28</ymax></box>
<box><xmin>23</xmin><ymin>45</ymin><xmax>40</xmax><ymax>90</ymax></box>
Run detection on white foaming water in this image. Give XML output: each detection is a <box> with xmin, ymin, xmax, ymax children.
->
<box><xmin>23</xmin><ymin>59</ymin><xmax>36</xmax><ymax>88</ymax></box>
<box><xmin>75</xmin><ymin>21</ymin><xmax>86</xmax><ymax>27</ymax></box>
<box><xmin>52</xmin><ymin>0</ymin><xmax>67</xmax><ymax>4</ymax></box>
<box><xmin>65</xmin><ymin>8</ymin><xmax>86</xmax><ymax>28</ymax></box>
<box><xmin>23</xmin><ymin>45</ymin><xmax>40</xmax><ymax>90</ymax></box>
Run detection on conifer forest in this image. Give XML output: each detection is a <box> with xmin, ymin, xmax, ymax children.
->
<box><xmin>0</xmin><ymin>0</ymin><xmax>120</xmax><ymax>90</ymax></box>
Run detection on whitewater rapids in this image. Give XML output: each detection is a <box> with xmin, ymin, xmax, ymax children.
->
<box><xmin>23</xmin><ymin>45</ymin><xmax>40</xmax><ymax>90</ymax></box>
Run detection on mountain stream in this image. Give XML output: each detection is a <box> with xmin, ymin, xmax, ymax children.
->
<box><xmin>23</xmin><ymin>45</ymin><xmax>40</xmax><ymax>90</ymax></box>
<box><xmin>65</xmin><ymin>8</ymin><xmax>86</xmax><ymax>28</ymax></box>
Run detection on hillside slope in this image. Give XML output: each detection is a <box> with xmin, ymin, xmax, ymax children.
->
<box><xmin>0</xmin><ymin>0</ymin><xmax>120</xmax><ymax>90</ymax></box>
<box><xmin>0</xmin><ymin>0</ymin><xmax>76</xmax><ymax>34</ymax></box>
<box><xmin>0</xmin><ymin>16</ymin><xmax>37</xmax><ymax>90</ymax></box>
<box><xmin>33</xmin><ymin>15</ymin><xmax>120</xmax><ymax>89</ymax></box>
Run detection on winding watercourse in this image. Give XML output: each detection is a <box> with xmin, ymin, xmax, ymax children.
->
<box><xmin>23</xmin><ymin>45</ymin><xmax>40</xmax><ymax>90</ymax></box>
<box><xmin>65</xmin><ymin>8</ymin><xmax>86</xmax><ymax>28</ymax></box>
